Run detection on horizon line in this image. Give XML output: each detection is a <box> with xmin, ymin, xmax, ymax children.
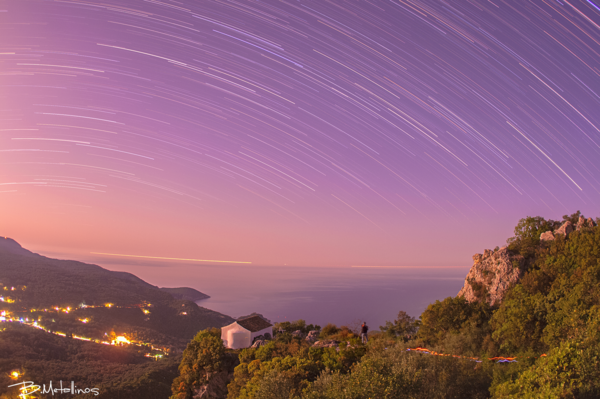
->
<box><xmin>351</xmin><ymin>265</ymin><xmax>468</xmax><ymax>268</ymax></box>
<box><xmin>90</xmin><ymin>252</ymin><xmax>252</xmax><ymax>264</ymax></box>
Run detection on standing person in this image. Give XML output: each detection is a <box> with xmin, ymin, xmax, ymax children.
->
<box><xmin>360</xmin><ymin>322</ymin><xmax>369</xmax><ymax>344</ymax></box>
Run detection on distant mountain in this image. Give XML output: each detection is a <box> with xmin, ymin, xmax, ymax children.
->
<box><xmin>0</xmin><ymin>237</ymin><xmax>210</xmax><ymax>307</ymax></box>
<box><xmin>0</xmin><ymin>236</ymin><xmax>39</xmax><ymax>257</ymax></box>
<box><xmin>160</xmin><ymin>286</ymin><xmax>210</xmax><ymax>301</ymax></box>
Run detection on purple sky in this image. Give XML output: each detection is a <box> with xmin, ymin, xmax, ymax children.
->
<box><xmin>1</xmin><ymin>0</ymin><xmax>599</xmax><ymax>268</ymax></box>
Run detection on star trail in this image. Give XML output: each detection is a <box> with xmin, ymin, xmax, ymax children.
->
<box><xmin>1</xmin><ymin>0</ymin><xmax>599</xmax><ymax>267</ymax></box>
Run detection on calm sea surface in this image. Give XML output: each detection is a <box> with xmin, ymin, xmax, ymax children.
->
<box><xmin>153</xmin><ymin>265</ymin><xmax>469</xmax><ymax>329</ymax></box>
<box><xmin>79</xmin><ymin>257</ymin><xmax>468</xmax><ymax>330</ymax></box>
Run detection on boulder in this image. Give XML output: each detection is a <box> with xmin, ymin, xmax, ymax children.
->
<box><xmin>587</xmin><ymin>218</ymin><xmax>596</xmax><ymax>228</ymax></box>
<box><xmin>312</xmin><ymin>340</ymin><xmax>339</xmax><ymax>348</ymax></box>
<box><xmin>458</xmin><ymin>246</ymin><xmax>524</xmax><ymax>306</ymax></box>
<box><xmin>305</xmin><ymin>330</ymin><xmax>319</xmax><ymax>343</ymax></box>
<box><xmin>192</xmin><ymin>370</ymin><xmax>232</xmax><ymax>399</ymax></box>
<box><xmin>250</xmin><ymin>340</ymin><xmax>265</xmax><ymax>349</ymax></box>
<box><xmin>540</xmin><ymin>231</ymin><xmax>555</xmax><ymax>242</ymax></box>
<box><xmin>554</xmin><ymin>221</ymin><xmax>573</xmax><ymax>237</ymax></box>
<box><xmin>576</xmin><ymin>216</ymin><xmax>586</xmax><ymax>231</ymax></box>
<box><xmin>252</xmin><ymin>335</ymin><xmax>264</xmax><ymax>343</ymax></box>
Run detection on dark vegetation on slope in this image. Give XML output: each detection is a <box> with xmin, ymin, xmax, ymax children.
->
<box><xmin>0</xmin><ymin>323</ymin><xmax>180</xmax><ymax>399</ymax></box>
<box><xmin>0</xmin><ymin>238</ymin><xmax>233</xmax><ymax>343</ymax></box>
<box><xmin>170</xmin><ymin>211</ymin><xmax>600</xmax><ymax>399</ymax></box>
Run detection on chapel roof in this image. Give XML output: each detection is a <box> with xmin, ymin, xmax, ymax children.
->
<box><xmin>236</xmin><ymin>315</ymin><xmax>272</xmax><ymax>332</ymax></box>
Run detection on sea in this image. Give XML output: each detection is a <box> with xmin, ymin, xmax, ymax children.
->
<box><xmin>47</xmin><ymin>248</ymin><xmax>469</xmax><ymax>329</ymax></box>
<box><xmin>162</xmin><ymin>264</ymin><xmax>469</xmax><ymax>330</ymax></box>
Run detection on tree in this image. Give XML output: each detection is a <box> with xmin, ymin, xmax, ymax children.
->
<box><xmin>170</xmin><ymin>328</ymin><xmax>228</xmax><ymax>399</ymax></box>
<box><xmin>417</xmin><ymin>297</ymin><xmax>473</xmax><ymax>346</ymax></box>
<box><xmin>380</xmin><ymin>311</ymin><xmax>417</xmax><ymax>339</ymax></box>
<box><xmin>506</xmin><ymin>216</ymin><xmax>558</xmax><ymax>258</ymax></box>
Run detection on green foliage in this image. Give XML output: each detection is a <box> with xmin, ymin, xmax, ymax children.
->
<box><xmin>417</xmin><ymin>296</ymin><xmax>493</xmax><ymax>353</ymax></box>
<box><xmin>170</xmin><ymin>328</ymin><xmax>234</xmax><ymax>399</ymax></box>
<box><xmin>226</xmin><ymin>339</ymin><xmax>366</xmax><ymax>398</ymax></box>
<box><xmin>320</xmin><ymin>324</ymin><xmax>339</xmax><ymax>338</ymax></box>
<box><xmin>506</xmin><ymin>215</ymin><xmax>558</xmax><ymax>258</ymax></box>
<box><xmin>490</xmin><ymin>285</ymin><xmax>547</xmax><ymax>353</ymax></box>
<box><xmin>379</xmin><ymin>310</ymin><xmax>418</xmax><ymax>339</ymax></box>
<box><xmin>302</xmin><ymin>344</ymin><xmax>492</xmax><ymax>399</ymax></box>
<box><xmin>491</xmin><ymin>313</ymin><xmax>600</xmax><ymax>398</ymax></box>
<box><xmin>491</xmin><ymin>223</ymin><xmax>600</xmax><ymax>354</ymax></box>
<box><xmin>274</xmin><ymin>320</ymin><xmax>320</xmax><ymax>335</ymax></box>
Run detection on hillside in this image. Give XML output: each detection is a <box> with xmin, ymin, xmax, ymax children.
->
<box><xmin>0</xmin><ymin>237</ymin><xmax>236</xmax><ymax>399</ymax></box>
<box><xmin>0</xmin><ymin>237</ymin><xmax>211</xmax><ymax>308</ymax></box>
<box><xmin>0</xmin><ymin>323</ymin><xmax>180</xmax><ymax>399</ymax></box>
<box><xmin>0</xmin><ymin>236</ymin><xmax>234</xmax><ymax>348</ymax></box>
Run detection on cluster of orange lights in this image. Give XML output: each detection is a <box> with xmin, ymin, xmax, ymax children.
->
<box><xmin>1</xmin><ymin>300</ymin><xmax>170</xmax><ymax>358</ymax></box>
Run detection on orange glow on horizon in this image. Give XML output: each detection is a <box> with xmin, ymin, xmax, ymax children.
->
<box><xmin>91</xmin><ymin>252</ymin><xmax>252</xmax><ymax>264</ymax></box>
<box><xmin>351</xmin><ymin>265</ymin><xmax>469</xmax><ymax>268</ymax></box>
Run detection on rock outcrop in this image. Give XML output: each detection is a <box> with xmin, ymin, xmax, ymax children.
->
<box><xmin>576</xmin><ymin>216</ymin><xmax>596</xmax><ymax>231</ymax></box>
<box><xmin>312</xmin><ymin>340</ymin><xmax>340</xmax><ymax>348</ymax></box>
<box><xmin>554</xmin><ymin>220</ymin><xmax>573</xmax><ymax>237</ymax></box>
<box><xmin>539</xmin><ymin>220</ymin><xmax>577</xmax><ymax>242</ymax></box>
<box><xmin>540</xmin><ymin>231</ymin><xmax>555</xmax><ymax>242</ymax></box>
<box><xmin>305</xmin><ymin>330</ymin><xmax>319</xmax><ymax>343</ymax></box>
<box><xmin>458</xmin><ymin>216</ymin><xmax>597</xmax><ymax>306</ymax></box>
<box><xmin>250</xmin><ymin>340</ymin><xmax>265</xmax><ymax>348</ymax></box>
<box><xmin>457</xmin><ymin>247</ymin><xmax>525</xmax><ymax>306</ymax></box>
<box><xmin>192</xmin><ymin>370</ymin><xmax>233</xmax><ymax>399</ymax></box>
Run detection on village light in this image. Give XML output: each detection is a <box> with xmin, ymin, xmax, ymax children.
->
<box><xmin>115</xmin><ymin>336</ymin><xmax>130</xmax><ymax>344</ymax></box>
<box><xmin>9</xmin><ymin>370</ymin><xmax>22</xmax><ymax>380</ymax></box>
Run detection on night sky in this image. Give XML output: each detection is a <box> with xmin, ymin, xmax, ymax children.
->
<box><xmin>1</xmin><ymin>0</ymin><xmax>599</xmax><ymax>268</ymax></box>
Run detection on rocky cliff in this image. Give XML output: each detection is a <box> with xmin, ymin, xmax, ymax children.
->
<box><xmin>457</xmin><ymin>246</ymin><xmax>525</xmax><ymax>306</ymax></box>
<box><xmin>458</xmin><ymin>218</ymin><xmax>597</xmax><ymax>306</ymax></box>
